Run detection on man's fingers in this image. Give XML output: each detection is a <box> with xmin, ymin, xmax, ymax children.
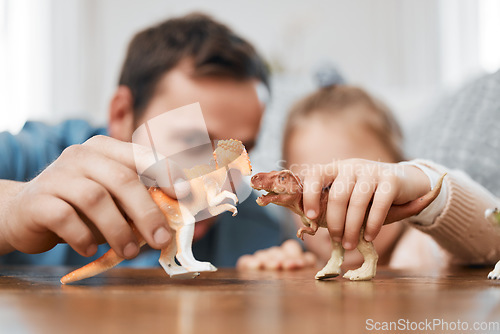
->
<box><xmin>82</xmin><ymin>135</ymin><xmax>190</xmax><ymax>199</ymax></box>
<box><xmin>33</xmin><ymin>196</ymin><xmax>97</xmax><ymax>257</ymax></box>
<box><xmin>140</xmin><ymin>159</ymin><xmax>190</xmax><ymax>199</ymax></box>
<box><xmin>67</xmin><ymin>148</ymin><xmax>171</xmax><ymax>250</ymax></box>
<box><xmin>52</xmin><ymin>177</ymin><xmax>140</xmax><ymax>259</ymax></box>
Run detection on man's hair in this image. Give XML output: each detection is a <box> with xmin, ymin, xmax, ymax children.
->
<box><xmin>283</xmin><ymin>85</ymin><xmax>404</xmax><ymax>163</ymax></box>
<box><xmin>118</xmin><ymin>13</ymin><xmax>270</xmax><ymax>118</ymax></box>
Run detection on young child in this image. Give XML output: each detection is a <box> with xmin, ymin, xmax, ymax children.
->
<box><xmin>237</xmin><ymin>83</ymin><xmax>500</xmax><ymax>272</ymax></box>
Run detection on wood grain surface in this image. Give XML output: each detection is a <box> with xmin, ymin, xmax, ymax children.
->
<box><xmin>0</xmin><ymin>266</ymin><xmax>499</xmax><ymax>334</ymax></box>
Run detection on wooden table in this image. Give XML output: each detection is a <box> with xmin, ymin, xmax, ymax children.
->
<box><xmin>0</xmin><ymin>266</ymin><xmax>499</xmax><ymax>334</ymax></box>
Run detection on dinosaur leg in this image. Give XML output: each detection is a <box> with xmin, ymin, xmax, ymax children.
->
<box><xmin>208</xmin><ymin>203</ymin><xmax>238</xmax><ymax>217</ymax></box>
<box><xmin>488</xmin><ymin>260</ymin><xmax>500</xmax><ymax>279</ymax></box>
<box><xmin>175</xmin><ymin>222</ymin><xmax>217</xmax><ymax>273</ymax></box>
<box><xmin>343</xmin><ymin>229</ymin><xmax>378</xmax><ymax>281</ymax></box>
<box><xmin>297</xmin><ymin>220</ymin><xmax>319</xmax><ymax>240</ymax></box>
<box><xmin>158</xmin><ymin>232</ymin><xmax>199</xmax><ymax>279</ymax></box>
<box><xmin>203</xmin><ymin>174</ymin><xmax>239</xmax><ymax>206</ymax></box>
<box><xmin>315</xmin><ymin>241</ymin><xmax>345</xmax><ymax>280</ymax></box>
<box><xmin>208</xmin><ymin>190</ymin><xmax>239</xmax><ymax>206</ymax></box>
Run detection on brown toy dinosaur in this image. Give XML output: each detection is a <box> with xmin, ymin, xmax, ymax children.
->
<box><xmin>60</xmin><ymin>139</ymin><xmax>251</xmax><ymax>284</ymax></box>
<box><xmin>250</xmin><ymin>170</ymin><xmax>445</xmax><ymax>281</ymax></box>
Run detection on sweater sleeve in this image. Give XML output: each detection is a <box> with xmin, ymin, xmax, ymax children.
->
<box><xmin>406</xmin><ymin>159</ymin><xmax>500</xmax><ymax>265</ymax></box>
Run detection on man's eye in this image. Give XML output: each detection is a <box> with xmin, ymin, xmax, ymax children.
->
<box><xmin>281</xmin><ymin>176</ymin><xmax>285</xmax><ymax>181</ymax></box>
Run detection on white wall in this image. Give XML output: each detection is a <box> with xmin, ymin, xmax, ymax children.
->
<box><xmin>2</xmin><ymin>0</ymin><xmax>493</xmax><ymax>126</ymax></box>
<box><xmin>82</xmin><ymin>0</ymin><xmax>459</xmax><ymax>125</ymax></box>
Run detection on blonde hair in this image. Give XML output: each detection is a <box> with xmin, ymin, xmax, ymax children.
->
<box><xmin>283</xmin><ymin>85</ymin><xmax>404</xmax><ymax>163</ymax></box>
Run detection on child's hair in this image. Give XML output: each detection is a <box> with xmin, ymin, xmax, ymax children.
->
<box><xmin>283</xmin><ymin>85</ymin><xmax>404</xmax><ymax>163</ymax></box>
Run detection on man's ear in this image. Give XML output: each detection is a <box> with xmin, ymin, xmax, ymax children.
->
<box><xmin>108</xmin><ymin>86</ymin><xmax>135</xmax><ymax>142</ymax></box>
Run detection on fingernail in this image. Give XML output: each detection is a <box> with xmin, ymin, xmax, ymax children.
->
<box><xmin>86</xmin><ymin>244</ymin><xmax>97</xmax><ymax>256</ymax></box>
<box><xmin>153</xmin><ymin>227</ymin><xmax>170</xmax><ymax>245</ymax></box>
<box><xmin>343</xmin><ymin>241</ymin><xmax>353</xmax><ymax>250</ymax></box>
<box><xmin>123</xmin><ymin>242</ymin><xmax>139</xmax><ymax>258</ymax></box>
<box><xmin>365</xmin><ymin>234</ymin><xmax>373</xmax><ymax>242</ymax></box>
<box><xmin>306</xmin><ymin>210</ymin><xmax>317</xmax><ymax>219</ymax></box>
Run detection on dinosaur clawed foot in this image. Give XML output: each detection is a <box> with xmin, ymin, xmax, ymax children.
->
<box><xmin>227</xmin><ymin>192</ymin><xmax>239</xmax><ymax>205</ymax></box>
<box><xmin>231</xmin><ymin>207</ymin><xmax>238</xmax><ymax>216</ymax></box>
<box><xmin>297</xmin><ymin>227</ymin><xmax>317</xmax><ymax>240</ymax></box>
<box><xmin>343</xmin><ymin>262</ymin><xmax>376</xmax><ymax>281</ymax></box>
<box><xmin>184</xmin><ymin>261</ymin><xmax>217</xmax><ymax>273</ymax></box>
<box><xmin>170</xmin><ymin>272</ymin><xmax>201</xmax><ymax>279</ymax></box>
<box><xmin>315</xmin><ymin>267</ymin><xmax>341</xmax><ymax>280</ymax></box>
<box><xmin>488</xmin><ymin>260</ymin><xmax>500</xmax><ymax>280</ymax></box>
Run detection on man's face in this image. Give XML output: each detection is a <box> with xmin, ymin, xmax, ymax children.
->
<box><xmin>130</xmin><ymin>62</ymin><xmax>265</xmax><ymax>241</ymax></box>
<box><xmin>135</xmin><ymin>62</ymin><xmax>264</xmax><ymax>152</ymax></box>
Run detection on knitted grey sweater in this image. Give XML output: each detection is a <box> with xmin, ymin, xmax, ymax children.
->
<box><xmin>407</xmin><ymin>69</ymin><xmax>500</xmax><ymax>197</ymax></box>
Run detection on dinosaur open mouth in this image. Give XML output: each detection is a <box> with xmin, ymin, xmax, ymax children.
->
<box><xmin>255</xmin><ymin>191</ymin><xmax>280</xmax><ymax>206</ymax></box>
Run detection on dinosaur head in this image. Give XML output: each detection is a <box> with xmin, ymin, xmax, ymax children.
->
<box><xmin>184</xmin><ymin>139</ymin><xmax>252</xmax><ymax>179</ymax></box>
<box><xmin>251</xmin><ymin>170</ymin><xmax>303</xmax><ymax>207</ymax></box>
<box><xmin>214</xmin><ymin>139</ymin><xmax>252</xmax><ymax>176</ymax></box>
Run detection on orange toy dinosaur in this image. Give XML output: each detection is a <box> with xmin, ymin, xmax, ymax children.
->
<box><xmin>61</xmin><ymin>139</ymin><xmax>251</xmax><ymax>284</ymax></box>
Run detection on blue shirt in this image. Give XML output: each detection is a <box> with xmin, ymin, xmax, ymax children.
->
<box><xmin>0</xmin><ymin>120</ymin><xmax>287</xmax><ymax>267</ymax></box>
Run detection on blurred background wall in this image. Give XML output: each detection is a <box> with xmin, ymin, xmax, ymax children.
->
<box><xmin>0</xmin><ymin>0</ymin><xmax>499</xmax><ymax>171</ymax></box>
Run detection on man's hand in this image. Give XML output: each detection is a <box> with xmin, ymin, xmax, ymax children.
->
<box><xmin>0</xmin><ymin>135</ymin><xmax>187</xmax><ymax>258</ymax></box>
<box><xmin>301</xmin><ymin>159</ymin><xmax>430</xmax><ymax>251</ymax></box>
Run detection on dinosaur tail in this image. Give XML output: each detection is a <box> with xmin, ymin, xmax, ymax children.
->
<box><xmin>385</xmin><ymin>173</ymin><xmax>446</xmax><ymax>224</ymax></box>
<box><xmin>60</xmin><ymin>187</ymin><xmax>178</xmax><ymax>284</ymax></box>
<box><xmin>60</xmin><ymin>248</ymin><xmax>125</xmax><ymax>284</ymax></box>
<box><xmin>60</xmin><ymin>235</ymin><xmax>146</xmax><ymax>285</ymax></box>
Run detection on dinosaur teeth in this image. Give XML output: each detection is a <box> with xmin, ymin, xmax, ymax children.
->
<box><xmin>255</xmin><ymin>191</ymin><xmax>280</xmax><ymax>207</ymax></box>
<box><xmin>262</xmin><ymin>191</ymin><xmax>278</xmax><ymax>197</ymax></box>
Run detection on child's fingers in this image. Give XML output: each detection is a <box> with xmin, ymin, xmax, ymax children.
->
<box><xmin>302</xmin><ymin>164</ymin><xmax>338</xmax><ymax>219</ymax></box>
<box><xmin>343</xmin><ymin>178</ymin><xmax>376</xmax><ymax>250</ymax></box>
<box><xmin>237</xmin><ymin>240</ymin><xmax>315</xmax><ymax>271</ymax></box>
<box><xmin>302</xmin><ymin>175</ymin><xmax>323</xmax><ymax>220</ymax></box>
<box><xmin>36</xmin><ymin>196</ymin><xmax>97</xmax><ymax>257</ymax></box>
<box><xmin>236</xmin><ymin>254</ymin><xmax>262</xmax><ymax>270</ymax></box>
<box><xmin>264</xmin><ymin>258</ymin><xmax>282</xmax><ymax>270</ymax></box>
<box><xmin>282</xmin><ymin>258</ymin><xmax>301</xmax><ymax>270</ymax></box>
<box><xmin>281</xmin><ymin>239</ymin><xmax>303</xmax><ymax>257</ymax></box>
<box><xmin>326</xmin><ymin>175</ymin><xmax>355</xmax><ymax>242</ymax></box>
<box><xmin>364</xmin><ymin>181</ymin><xmax>399</xmax><ymax>241</ymax></box>
<box><xmin>304</xmin><ymin>252</ymin><xmax>317</xmax><ymax>266</ymax></box>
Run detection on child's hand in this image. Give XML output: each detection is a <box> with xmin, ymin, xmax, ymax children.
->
<box><xmin>236</xmin><ymin>240</ymin><xmax>317</xmax><ymax>271</ymax></box>
<box><xmin>301</xmin><ymin>159</ymin><xmax>430</xmax><ymax>250</ymax></box>
<box><xmin>0</xmin><ymin>135</ymin><xmax>187</xmax><ymax>258</ymax></box>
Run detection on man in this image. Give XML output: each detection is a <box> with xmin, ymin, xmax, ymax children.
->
<box><xmin>0</xmin><ymin>13</ymin><xmax>286</xmax><ymax>267</ymax></box>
